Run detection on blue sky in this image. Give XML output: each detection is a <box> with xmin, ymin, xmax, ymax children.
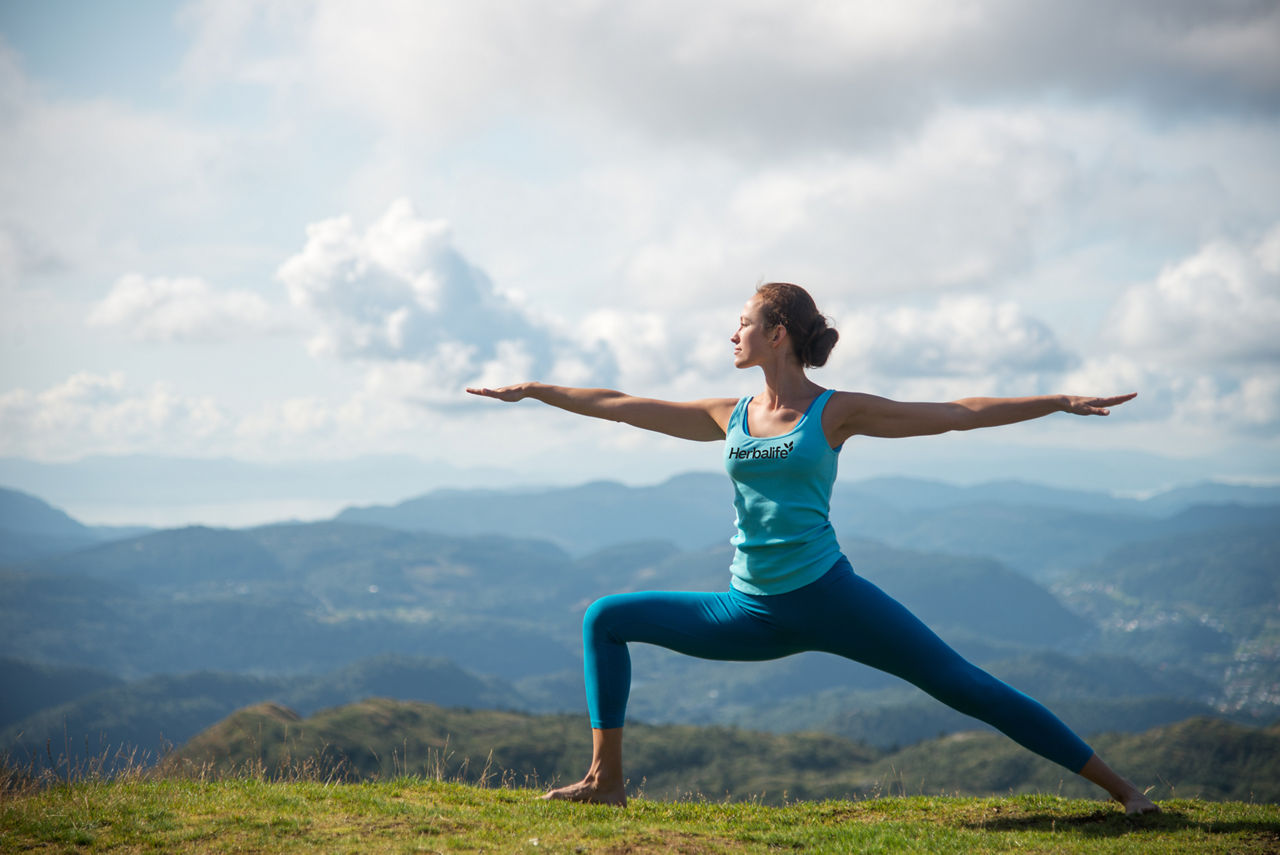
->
<box><xmin>1</xmin><ymin>1</ymin><xmax>1279</xmax><ymax>524</ymax></box>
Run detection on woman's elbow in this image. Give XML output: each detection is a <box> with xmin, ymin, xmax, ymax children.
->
<box><xmin>943</xmin><ymin>402</ymin><xmax>981</xmax><ymax>432</ymax></box>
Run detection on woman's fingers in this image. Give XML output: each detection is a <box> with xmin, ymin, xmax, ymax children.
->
<box><xmin>466</xmin><ymin>385</ymin><xmax>523</xmax><ymax>402</ymax></box>
<box><xmin>1066</xmin><ymin>392</ymin><xmax>1137</xmax><ymax>416</ymax></box>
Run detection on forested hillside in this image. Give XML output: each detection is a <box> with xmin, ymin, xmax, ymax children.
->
<box><xmin>2</xmin><ymin>477</ymin><xmax>1277</xmax><ymax>801</ymax></box>
<box><xmin>159</xmin><ymin>698</ymin><xmax>1280</xmax><ymax>804</ymax></box>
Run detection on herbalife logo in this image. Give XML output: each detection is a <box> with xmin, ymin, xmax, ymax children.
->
<box><xmin>728</xmin><ymin>440</ymin><xmax>794</xmax><ymax>460</ymax></box>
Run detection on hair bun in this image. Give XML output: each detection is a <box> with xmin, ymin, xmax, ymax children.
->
<box><xmin>802</xmin><ymin>325</ymin><xmax>839</xmax><ymax>368</ymax></box>
<box><xmin>756</xmin><ymin>282</ymin><xmax>840</xmax><ymax>368</ymax></box>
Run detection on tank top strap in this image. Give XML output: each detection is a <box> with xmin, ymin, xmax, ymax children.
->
<box><xmin>728</xmin><ymin>396</ymin><xmax>751</xmax><ymax>437</ymax></box>
<box><xmin>808</xmin><ymin>388</ymin><xmax>835</xmax><ymax>419</ymax></box>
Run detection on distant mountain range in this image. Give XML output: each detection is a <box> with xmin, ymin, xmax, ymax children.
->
<box><xmin>2</xmin><ymin>475</ymin><xmax>1277</xmax><ymax>791</ymax></box>
<box><xmin>336</xmin><ymin>473</ymin><xmax>1280</xmax><ymax>579</ymax></box>
<box><xmin>0</xmin><ymin>655</ymin><xmax>515</xmax><ymax>771</ymax></box>
<box><xmin>3</xmin><ymin>450</ymin><xmax>1278</xmax><ymax>529</ymax></box>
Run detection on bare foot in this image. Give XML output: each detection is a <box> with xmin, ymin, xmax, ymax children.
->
<box><xmin>1078</xmin><ymin>754</ymin><xmax>1159</xmax><ymax>816</ymax></box>
<box><xmin>542</xmin><ymin>777</ymin><xmax>627</xmax><ymax>806</ymax></box>
<box><xmin>1120</xmin><ymin>791</ymin><xmax>1160</xmax><ymax>816</ymax></box>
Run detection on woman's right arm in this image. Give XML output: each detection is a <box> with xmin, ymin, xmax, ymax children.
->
<box><xmin>466</xmin><ymin>383</ymin><xmax>735</xmax><ymax>442</ymax></box>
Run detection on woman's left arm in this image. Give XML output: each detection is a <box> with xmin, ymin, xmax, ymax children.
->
<box><xmin>829</xmin><ymin>391</ymin><xmax>1137</xmax><ymax>443</ymax></box>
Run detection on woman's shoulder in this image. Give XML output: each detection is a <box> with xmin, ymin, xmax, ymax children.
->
<box><xmin>825</xmin><ymin>389</ymin><xmax>888</xmax><ymax>410</ymax></box>
<box><xmin>819</xmin><ymin>390</ymin><xmax>893</xmax><ymax>441</ymax></box>
<box><xmin>691</xmin><ymin>396</ymin><xmax>744</xmax><ymax>436</ymax></box>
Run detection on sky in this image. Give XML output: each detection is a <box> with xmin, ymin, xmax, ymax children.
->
<box><xmin>1</xmin><ymin>1</ymin><xmax>1279</xmax><ymax>525</ymax></box>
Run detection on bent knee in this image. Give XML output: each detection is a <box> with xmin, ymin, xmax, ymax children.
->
<box><xmin>583</xmin><ymin>594</ymin><xmax>633</xmax><ymax>642</ymax></box>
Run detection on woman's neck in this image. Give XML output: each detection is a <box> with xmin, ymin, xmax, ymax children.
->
<box><xmin>756</xmin><ymin>362</ymin><xmax>822</xmax><ymax>410</ymax></box>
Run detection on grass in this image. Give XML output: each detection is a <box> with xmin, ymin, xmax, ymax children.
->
<box><xmin>3</xmin><ymin>775</ymin><xmax>1278</xmax><ymax>854</ymax></box>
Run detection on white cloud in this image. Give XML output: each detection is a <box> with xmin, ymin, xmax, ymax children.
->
<box><xmin>1107</xmin><ymin>226</ymin><xmax>1280</xmax><ymax>365</ymax></box>
<box><xmin>833</xmin><ymin>296</ymin><xmax>1076</xmax><ymax>379</ymax></box>
<box><xmin>177</xmin><ymin>0</ymin><xmax>1280</xmax><ymax>153</ymax></box>
<box><xmin>1173</xmin><ymin>372</ymin><xmax>1280</xmax><ymax>435</ymax></box>
<box><xmin>0</xmin><ymin>34</ymin><xmax>298</xmax><ymax>295</ymax></box>
<box><xmin>0</xmin><ymin>372</ymin><xmax>228</xmax><ymax>460</ymax></box>
<box><xmin>278</xmin><ymin>199</ymin><xmax>617</xmax><ymax>397</ymax></box>
<box><xmin>85</xmin><ymin>273</ymin><xmax>282</xmax><ymax>342</ymax></box>
<box><xmin>234</xmin><ymin>394</ymin><xmax>338</xmax><ymax>453</ymax></box>
<box><xmin>1061</xmin><ymin>352</ymin><xmax>1280</xmax><ymax>441</ymax></box>
<box><xmin>2</xmin><ymin>2</ymin><xmax>1277</xmax><ymax>489</ymax></box>
<box><xmin>0</xmin><ymin>58</ymin><xmax>224</xmax><ymax>265</ymax></box>
<box><xmin>580</xmin><ymin>309</ymin><xmax>680</xmax><ymax>390</ymax></box>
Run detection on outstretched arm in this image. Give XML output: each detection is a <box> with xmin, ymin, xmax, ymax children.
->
<box><xmin>829</xmin><ymin>392</ymin><xmax>1136</xmax><ymax>443</ymax></box>
<box><xmin>466</xmin><ymin>383</ymin><xmax>736</xmax><ymax>442</ymax></box>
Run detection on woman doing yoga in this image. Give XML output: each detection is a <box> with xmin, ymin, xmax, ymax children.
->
<box><xmin>466</xmin><ymin>282</ymin><xmax>1158</xmax><ymax>814</ymax></box>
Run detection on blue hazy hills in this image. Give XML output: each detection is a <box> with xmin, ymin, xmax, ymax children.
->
<box><xmin>1</xmin><ymin>474</ymin><xmax>1277</xmax><ymax>780</ymax></box>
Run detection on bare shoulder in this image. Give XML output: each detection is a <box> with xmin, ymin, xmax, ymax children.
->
<box><xmin>696</xmin><ymin>397</ymin><xmax>741</xmax><ymax>433</ymax></box>
<box><xmin>824</xmin><ymin>390</ymin><xmax>887</xmax><ymax>421</ymax></box>
<box><xmin>823</xmin><ymin>390</ymin><xmax>908</xmax><ymax>443</ymax></box>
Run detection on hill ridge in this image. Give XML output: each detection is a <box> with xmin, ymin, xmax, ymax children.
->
<box><xmin>162</xmin><ymin>698</ymin><xmax>1280</xmax><ymax>805</ymax></box>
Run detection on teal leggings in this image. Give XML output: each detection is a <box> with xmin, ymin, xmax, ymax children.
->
<box><xmin>582</xmin><ymin>557</ymin><xmax>1094</xmax><ymax>772</ymax></box>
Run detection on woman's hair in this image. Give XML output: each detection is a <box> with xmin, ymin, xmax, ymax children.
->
<box><xmin>755</xmin><ymin>282</ymin><xmax>839</xmax><ymax>368</ymax></box>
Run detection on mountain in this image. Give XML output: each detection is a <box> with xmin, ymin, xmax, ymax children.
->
<box><xmin>1143</xmin><ymin>481</ymin><xmax>1280</xmax><ymax>513</ymax></box>
<box><xmin>0</xmin><ymin>521</ymin><xmax>1096</xmax><ymax>681</ymax></box>
<box><xmin>338</xmin><ymin>473</ymin><xmax>736</xmax><ymax>554</ymax></box>
<box><xmin>0</xmin><ymin>487</ymin><xmax>152</xmax><ymax>564</ymax></box>
<box><xmin>0</xmin><ymin>455</ymin><xmax>511</xmax><ymax>507</ymax></box>
<box><xmin>31</xmin><ymin>525</ymin><xmax>286</xmax><ymax>588</ymax></box>
<box><xmin>159</xmin><ymin>700</ymin><xmax>1280</xmax><ymax>803</ymax></box>
<box><xmin>0</xmin><ymin>655</ymin><xmax>522</xmax><ymax>774</ymax></box>
<box><xmin>335</xmin><ymin>473</ymin><xmax>1280</xmax><ymax>580</ymax></box>
<box><xmin>0</xmin><ymin>658</ymin><xmax>125</xmax><ymax>730</ymax></box>
<box><xmin>865</xmin><ymin>715</ymin><xmax>1280</xmax><ymax>803</ymax></box>
<box><xmin>4</xmin><ymin>477</ymin><xmax>1277</xmax><ymax>773</ymax></box>
<box><xmin>841</xmin><ymin>477</ymin><xmax>1280</xmax><ymax>516</ymax></box>
<box><xmin>0</xmin><ymin>487</ymin><xmax>104</xmax><ymax>564</ymax></box>
<box><xmin>158</xmin><ymin>698</ymin><xmax>887</xmax><ymax>802</ymax></box>
<box><xmin>1053</xmin><ymin>519</ymin><xmax>1280</xmax><ymax>709</ymax></box>
<box><xmin>0</xmin><ymin>487</ymin><xmax>96</xmax><ymax>539</ymax></box>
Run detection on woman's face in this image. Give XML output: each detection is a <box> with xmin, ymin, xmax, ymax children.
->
<box><xmin>731</xmin><ymin>296</ymin><xmax>775</xmax><ymax>369</ymax></box>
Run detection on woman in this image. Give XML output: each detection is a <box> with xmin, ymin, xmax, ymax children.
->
<box><xmin>467</xmin><ymin>282</ymin><xmax>1157</xmax><ymax>814</ymax></box>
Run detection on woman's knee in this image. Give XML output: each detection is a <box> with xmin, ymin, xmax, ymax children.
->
<box><xmin>583</xmin><ymin>593</ymin><xmax>636</xmax><ymax>643</ymax></box>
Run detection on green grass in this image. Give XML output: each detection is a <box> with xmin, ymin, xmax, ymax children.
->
<box><xmin>3</xmin><ymin>778</ymin><xmax>1277</xmax><ymax>854</ymax></box>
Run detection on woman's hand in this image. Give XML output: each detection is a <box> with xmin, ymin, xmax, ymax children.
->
<box><xmin>1062</xmin><ymin>392</ymin><xmax>1137</xmax><ymax>416</ymax></box>
<box><xmin>466</xmin><ymin>384</ymin><xmax>533</xmax><ymax>403</ymax></box>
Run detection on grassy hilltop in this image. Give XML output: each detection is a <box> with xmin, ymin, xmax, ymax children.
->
<box><xmin>7</xmin><ymin>698</ymin><xmax>1278</xmax><ymax>852</ymax></box>
<box><xmin>3</xmin><ymin>778</ymin><xmax>1278</xmax><ymax>854</ymax></box>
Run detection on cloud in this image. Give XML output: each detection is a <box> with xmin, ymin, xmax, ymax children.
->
<box><xmin>277</xmin><ymin>199</ymin><xmax>616</xmax><ymax>397</ymax></box>
<box><xmin>179</xmin><ymin>0</ymin><xmax>1280</xmax><ymax>154</ymax></box>
<box><xmin>0</xmin><ymin>35</ymin><xmax>268</xmax><ymax>283</ymax></box>
<box><xmin>834</xmin><ymin>296</ymin><xmax>1077</xmax><ymax>379</ymax></box>
<box><xmin>1106</xmin><ymin>225</ymin><xmax>1280</xmax><ymax>365</ymax></box>
<box><xmin>85</xmin><ymin>273</ymin><xmax>282</xmax><ymax>341</ymax></box>
<box><xmin>1174</xmin><ymin>372</ymin><xmax>1280</xmax><ymax>436</ymax></box>
<box><xmin>0</xmin><ymin>372</ymin><xmax>228</xmax><ymax>460</ymax></box>
<box><xmin>1082</xmin><ymin>228</ymin><xmax>1280</xmax><ymax>441</ymax></box>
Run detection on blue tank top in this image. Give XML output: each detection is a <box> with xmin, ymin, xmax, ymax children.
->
<box><xmin>723</xmin><ymin>389</ymin><xmax>843</xmax><ymax>595</ymax></box>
